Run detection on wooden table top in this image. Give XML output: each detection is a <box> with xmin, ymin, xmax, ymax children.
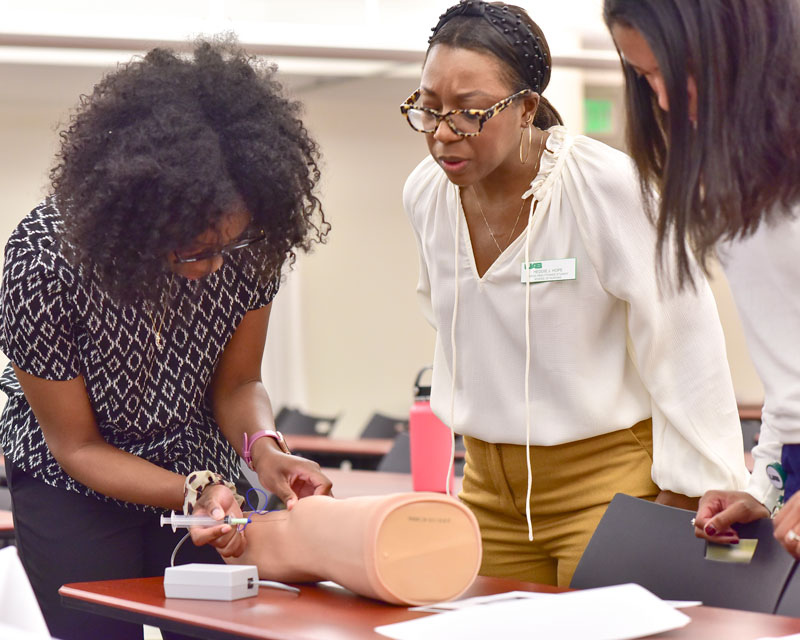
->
<box><xmin>286</xmin><ymin>436</ymin><xmax>395</xmax><ymax>457</ymax></box>
<box><xmin>323</xmin><ymin>468</ymin><xmax>463</xmax><ymax>499</ymax></box>
<box><xmin>60</xmin><ymin>575</ymin><xmax>800</xmax><ymax>640</ymax></box>
<box><xmin>286</xmin><ymin>435</ymin><xmax>465</xmax><ymax>459</ymax></box>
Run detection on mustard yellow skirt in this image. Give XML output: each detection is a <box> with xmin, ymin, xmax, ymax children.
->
<box><xmin>459</xmin><ymin>419</ymin><xmax>659</xmax><ymax>587</ymax></box>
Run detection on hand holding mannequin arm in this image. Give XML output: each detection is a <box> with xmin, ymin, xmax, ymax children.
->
<box><xmin>210</xmin><ymin>304</ymin><xmax>333</xmax><ymax>508</ymax></box>
<box><xmin>186</xmin><ymin>483</ymin><xmax>247</xmax><ymax>557</ymax></box>
<box><xmin>12</xmin><ymin>365</ymin><xmax>186</xmax><ymax>509</ymax></box>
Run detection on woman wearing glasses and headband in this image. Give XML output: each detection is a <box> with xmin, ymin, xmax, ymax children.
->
<box><xmin>0</xmin><ymin>39</ymin><xmax>332</xmax><ymax>639</ymax></box>
<box><xmin>401</xmin><ymin>0</ymin><xmax>749</xmax><ymax>586</ymax></box>
<box><xmin>603</xmin><ymin>0</ymin><xmax>800</xmax><ymax>555</ymax></box>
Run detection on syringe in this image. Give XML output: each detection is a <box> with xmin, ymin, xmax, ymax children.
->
<box><xmin>160</xmin><ymin>510</ymin><xmax>250</xmax><ymax>532</ymax></box>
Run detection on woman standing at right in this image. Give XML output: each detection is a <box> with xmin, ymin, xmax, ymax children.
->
<box><xmin>603</xmin><ymin>0</ymin><xmax>800</xmax><ymax>552</ymax></box>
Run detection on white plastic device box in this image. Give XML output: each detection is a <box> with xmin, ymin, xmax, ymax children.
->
<box><xmin>164</xmin><ymin>564</ymin><xmax>259</xmax><ymax>601</ymax></box>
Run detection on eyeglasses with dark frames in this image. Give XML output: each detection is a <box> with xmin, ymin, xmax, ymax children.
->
<box><xmin>173</xmin><ymin>229</ymin><xmax>267</xmax><ymax>264</ymax></box>
<box><xmin>400</xmin><ymin>89</ymin><xmax>532</xmax><ymax>137</ymax></box>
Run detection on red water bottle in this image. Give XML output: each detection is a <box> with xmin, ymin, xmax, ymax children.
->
<box><xmin>409</xmin><ymin>366</ymin><xmax>456</xmax><ymax>493</ymax></box>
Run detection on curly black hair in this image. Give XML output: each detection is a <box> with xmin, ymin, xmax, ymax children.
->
<box><xmin>50</xmin><ymin>36</ymin><xmax>329</xmax><ymax>304</ymax></box>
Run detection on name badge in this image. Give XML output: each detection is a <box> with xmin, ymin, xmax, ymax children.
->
<box><xmin>521</xmin><ymin>258</ymin><xmax>577</xmax><ymax>283</ymax></box>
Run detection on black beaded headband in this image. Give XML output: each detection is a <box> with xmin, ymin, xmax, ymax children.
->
<box><xmin>429</xmin><ymin>0</ymin><xmax>551</xmax><ymax>94</ymax></box>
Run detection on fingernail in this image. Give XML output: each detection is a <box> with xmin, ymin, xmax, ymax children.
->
<box><xmin>705</xmin><ymin>525</ymin><xmax>717</xmax><ymax>536</ymax></box>
<box><xmin>212</xmin><ymin>508</ymin><xmax>224</xmax><ymax>519</ymax></box>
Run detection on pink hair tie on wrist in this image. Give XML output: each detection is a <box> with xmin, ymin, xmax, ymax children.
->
<box><xmin>243</xmin><ymin>430</ymin><xmax>291</xmax><ymax>470</ymax></box>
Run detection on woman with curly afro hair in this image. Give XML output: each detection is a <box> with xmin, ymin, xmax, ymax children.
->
<box><xmin>0</xmin><ymin>38</ymin><xmax>332</xmax><ymax>639</ymax></box>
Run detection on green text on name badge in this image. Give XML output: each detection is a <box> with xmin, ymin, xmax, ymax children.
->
<box><xmin>521</xmin><ymin>258</ymin><xmax>577</xmax><ymax>283</ymax></box>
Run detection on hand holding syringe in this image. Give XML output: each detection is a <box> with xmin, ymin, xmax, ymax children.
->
<box><xmin>160</xmin><ymin>510</ymin><xmax>249</xmax><ymax>532</ymax></box>
<box><xmin>161</xmin><ymin>510</ymin><xmax>299</xmax><ymax>593</ymax></box>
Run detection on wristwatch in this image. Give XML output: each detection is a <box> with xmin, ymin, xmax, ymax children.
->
<box><xmin>243</xmin><ymin>430</ymin><xmax>291</xmax><ymax>469</ymax></box>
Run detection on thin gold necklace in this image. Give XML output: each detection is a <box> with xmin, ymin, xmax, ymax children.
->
<box><xmin>473</xmin><ymin>192</ymin><xmax>527</xmax><ymax>254</ymax></box>
<box><xmin>471</xmin><ymin>131</ymin><xmax>546</xmax><ymax>255</ymax></box>
<box><xmin>129</xmin><ymin>273</ymin><xmax>176</xmax><ymax>419</ymax></box>
<box><xmin>147</xmin><ymin>273</ymin><xmax>174</xmax><ymax>350</ymax></box>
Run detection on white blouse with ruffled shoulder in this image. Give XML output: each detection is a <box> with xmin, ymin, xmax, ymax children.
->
<box><xmin>403</xmin><ymin>126</ymin><xmax>750</xmax><ymax>497</ymax></box>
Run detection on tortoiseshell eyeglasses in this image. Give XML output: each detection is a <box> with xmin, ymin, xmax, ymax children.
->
<box><xmin>400</xmin><ymin>88</ymin><xmax>532</xmax><ymax>137</ymax></box>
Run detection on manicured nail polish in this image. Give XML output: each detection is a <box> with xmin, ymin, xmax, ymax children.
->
<box><xmin>705</xmin><ymin>525</ymin><xmax>717</xmax><ymax>536</ymax></box>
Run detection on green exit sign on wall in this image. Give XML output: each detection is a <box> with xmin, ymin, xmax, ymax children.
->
<box><xmin>585</xmin><ymin>98</ymin><xmax>613</xmax><ymax>134</ymax></box>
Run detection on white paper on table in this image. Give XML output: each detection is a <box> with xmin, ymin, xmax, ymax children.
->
<box><xmin>375</xmin><ymin>583</ymin><xmax>690</xmax><ymax>640</ymax></box>
<box><xmin>411</xmin><ymin>592</ymin><xmax>699</xmax><ymax>614</ymax></box>
<box><xmin>664</xmin><ymin>600</ymin><xmax>703</xmax><ymax>609</ymax></box>
<box><xmin>409</xmin><ymin>590</ymin><xmax>557</xmax><ymax>613</ymax></box>
<box><xmin>0</xmin><ymin>547</ymin><xmax>51</xmax><ymax>638</ymax></box>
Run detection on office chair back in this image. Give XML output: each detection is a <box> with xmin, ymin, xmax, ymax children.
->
<box><xmin>740</xmin><ymin>419</ymin><xmax>761</xmax><ymax>452</ymax></box>
<box><xmin>360</xmin><ymin>414</ymin><xmax>409</xmax><ymax>439</ymax></box>
<box><xmin>571</xmin><ymin>493</ymin><xmax>794</xmax><ymax>613</ymax></box>
<box><xmin>377</xmin><ymin>432</ymin><xmax>411</xmax><ymax>473</ymax></box>
<box><xmin>274</xmin><ymin>407</ymin><xmax>337</xmax><ymax>436</ymax></box>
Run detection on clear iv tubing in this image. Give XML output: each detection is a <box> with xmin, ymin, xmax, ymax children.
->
<box><xmin>160</xmin><ymin>510</ymin><xmax>250</xmax><ymax>532</ymax></box>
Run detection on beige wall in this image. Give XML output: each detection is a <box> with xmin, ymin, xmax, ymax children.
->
<box><xmin>707</xmin><ymin>265</ymin><xmax>764</xmax><ymax>405</ymax></box>
<box><xmin>287</xmin><ymin>74</ymin><xmax>437</xmax><ymax>434</ymax></box>
<box><xmin>0</xmin><ymin>106</ymin><xmax>61</xmax><ymax>241</ymax></box>
<box><xmin>0</xmin><ymin>60</ymin><xmax>764</xmax><ymax>439</ymax></box>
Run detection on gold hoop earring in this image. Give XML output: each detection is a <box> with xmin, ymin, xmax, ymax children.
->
<box><xmin>519</xmin><ymin>119</ymin><xmax>534</xmax><ymax>164</ymax></box>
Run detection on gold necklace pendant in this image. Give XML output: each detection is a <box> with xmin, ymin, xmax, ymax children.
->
<box><xmin>470</xmin><ymin>131</ymin><xmax>546</xmax><ymax>255</ymax></box>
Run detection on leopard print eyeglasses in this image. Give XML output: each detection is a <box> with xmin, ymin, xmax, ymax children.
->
<box><xmin>400</xmin><ymin>89</ymin><xmax>532</xmax><ymax>137</ymax></box>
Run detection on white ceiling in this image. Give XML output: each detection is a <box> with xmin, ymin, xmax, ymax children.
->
<box><xmin>0</xmin><ymin>0</ymin><xmax>616</xmax><ymax>73</ymax></box>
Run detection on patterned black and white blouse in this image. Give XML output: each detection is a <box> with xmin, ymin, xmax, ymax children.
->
<box><xmin>0</xmin><ymin>201</ymin><xmax>278</xmax><ymax>511</ymax></box>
